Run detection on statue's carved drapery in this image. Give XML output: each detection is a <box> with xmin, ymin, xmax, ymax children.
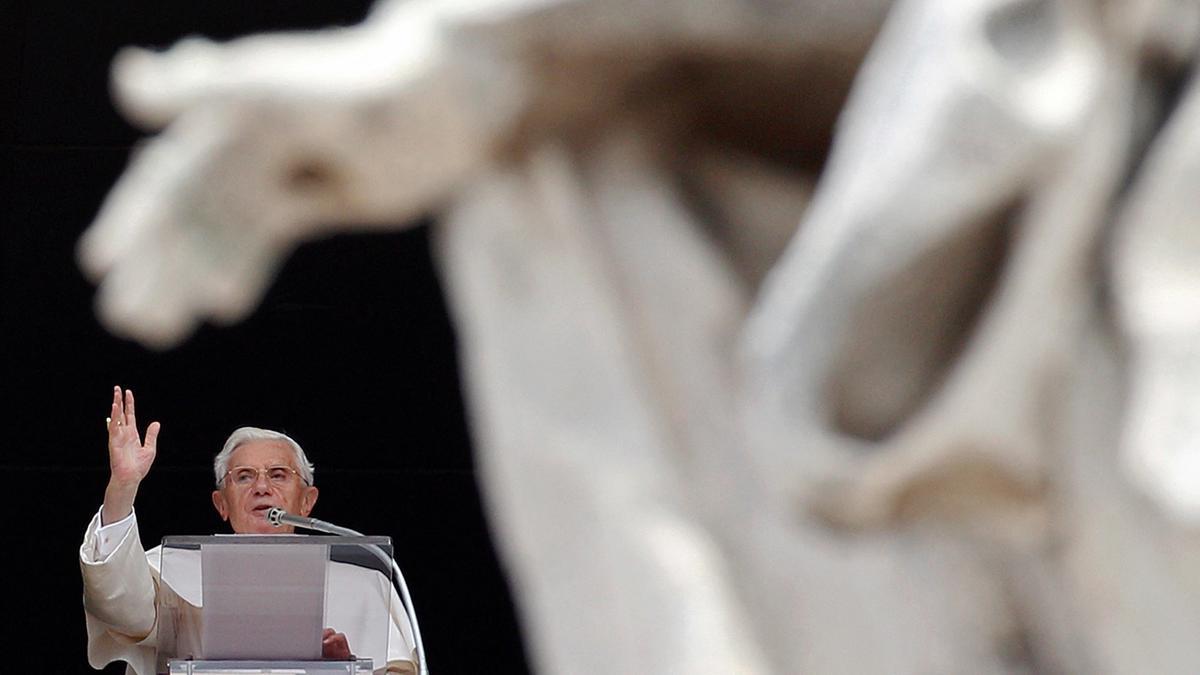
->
<box><xmin>81</xmin><ymin>0</ymin><xmax>1200</xmax><ymax>671</ymax></box>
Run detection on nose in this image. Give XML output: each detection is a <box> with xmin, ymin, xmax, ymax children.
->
<box><xmin>250</xmin><ymin>471</ymin><xmax>273</xmax><ymax>494</ymax></box>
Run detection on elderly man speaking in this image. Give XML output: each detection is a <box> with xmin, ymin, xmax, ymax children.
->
<box><xmin>79</xmin><ymin>386</ymin><xmax>418</xmax><ymax>674</ymax></box>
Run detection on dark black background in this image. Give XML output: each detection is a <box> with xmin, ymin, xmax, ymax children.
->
<box><xmin>1</xmin><ymin>2</ymin><xmax>530</xmax><ymax>672</ymax></box>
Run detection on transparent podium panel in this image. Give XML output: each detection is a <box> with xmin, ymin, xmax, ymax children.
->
<box><xmin>157</xmin><ymin>535</ymin><xmax>396</xmax><ymax>675</ymax></box>
<box><xmin>167</xmin><ymin>658</ymin><xmax>372</xmax><ymax>674</ymax></box>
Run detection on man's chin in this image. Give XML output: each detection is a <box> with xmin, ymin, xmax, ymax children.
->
<box><xmin>233</xmin><ymin>512</ymin><xmax>283</xmax><ymax>534</ymax></box>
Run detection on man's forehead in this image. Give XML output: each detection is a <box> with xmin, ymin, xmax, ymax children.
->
<box><xmin>229</xmin><ymin>439</ymin><xmax>296</xmax><ymax>466</ymax></box>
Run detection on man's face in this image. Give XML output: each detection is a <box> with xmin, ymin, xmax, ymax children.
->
<box><xmin>211</xmin><ymin>439</ymin><xmax>318</xmax><ymax>534</ymax></box>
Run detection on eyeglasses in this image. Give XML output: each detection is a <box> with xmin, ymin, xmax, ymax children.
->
<box><xmin>222</xmin><ymin>465</ymin><xmax>308</xmax><ymax>488</ymax></box>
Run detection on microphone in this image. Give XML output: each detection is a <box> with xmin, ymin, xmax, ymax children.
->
<box><xmin>265</xmin><ymin>507</ymin><xmax>300</xmax><ymax>527</ymax></box>
<box><xmin>264</xmin><ymin>507</ymin><xmax>429</xmax><ymax>675</ymax></box>
<box><xmin>266</xmin><ymin>507</ymin><xmax>356</xmax><ymax>535</ymax></box>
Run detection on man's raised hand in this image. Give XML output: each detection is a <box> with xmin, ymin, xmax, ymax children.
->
<box><xmin>102</xmin><ymin>386</ymin><xmax>161</xmax><ymax>524</ymax></box>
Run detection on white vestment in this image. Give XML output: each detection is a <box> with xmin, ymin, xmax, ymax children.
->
<box><xmin>79</xmin><ymin>508</ymin><xmax>418</xmax><ymax>675</ymax></box>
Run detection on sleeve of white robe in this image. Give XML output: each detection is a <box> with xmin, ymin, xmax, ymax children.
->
<box><xmin>80</xmin><ymin>507</ymin><xmax>159</xmax><ymax>675</ymax></box>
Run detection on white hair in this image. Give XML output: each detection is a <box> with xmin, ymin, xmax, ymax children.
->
<box><xmin>213</xmin><ymin>426</ymin><xmax>315</xmax><ymax>487</ymax></box>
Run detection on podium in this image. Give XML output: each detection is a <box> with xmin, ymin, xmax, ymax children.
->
<box><xmin>154</xmin><ymin>535</ymin><xmax>400</xmax><ymax>675</ymax></box>
<box><xmin>167</xmin><ymin>659</ymin><xmax>371</xmax><ymax>674</ymax></box>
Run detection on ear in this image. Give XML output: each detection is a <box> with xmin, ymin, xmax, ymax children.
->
<box><xmin>212</xmin><ymin>489</ymin><xmax>230</xmax><ymax>521</ymax></box>
<box><xmin>300</xmin><ymin>486</ymin><xmax>319</xmax><ymax>516</ymax></box>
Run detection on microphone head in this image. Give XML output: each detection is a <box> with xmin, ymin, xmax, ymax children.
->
<box><xmin>266</xmin><ymin>507</ymin><xmax>285</xmax><ymax>527</ymax></box>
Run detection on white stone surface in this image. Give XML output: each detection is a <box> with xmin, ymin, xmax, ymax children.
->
<box><xmin>79</xmin><ymin>0</ymin><xmax>1200</xmax><ymax>672</ymax></box>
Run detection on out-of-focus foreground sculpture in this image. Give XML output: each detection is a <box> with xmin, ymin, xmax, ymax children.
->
<box><xmin>79</xmin><ymin>0</ymin><xmax>1200</xmax><ymax>671</ymax></box>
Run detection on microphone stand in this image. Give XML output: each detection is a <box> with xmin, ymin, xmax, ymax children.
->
<box><xmin>268</xmin><ymin>508</ymin><xmax>429</xmax><ymax>675</ymax></box>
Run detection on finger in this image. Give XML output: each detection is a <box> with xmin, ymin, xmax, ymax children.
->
<box><xmin>111</xmin><ymin>39</ymin><xmax>237</xmax><ymax>130</ymax></box>
<box><xmin>202</xmin><ymin>232</ymin><xmax>282</xmax><ymax>326</ymax></box>
<box><xmin>125</xmin><ymin>388</ymin><xmax>137</xmax><ymax>429</ymax></box>
<box><xmin>111</xmin><ymin>386</ymin><xmax>124</xmax><ymax>423</ymax></box>
<box><xmin>82</xmin><ymin>111</ymin><xmax>235</xmax><ymax>349</ymax></box>
<box><xmin>79</xmin><ymin>150</ymin><xmax>167</xmax><ymax>280</ymax></box>
<box><xmin>109</xmin><ymin>401</ymin><xmax>122</xmax><ymax>438</ymax></box>
<box><xmin>322</xmin><ymin>632</ymin><xmax>350</xmax><ymax>659</ymax></box>
<box><xmin>95</xmin><ymin>248</ymin><xmax>202</xmax><ymax>349</ymax></box>
<box><xmin>80</xmin><ymin>113</ymin><xmax>219</xmax><ymax>279</ymax></box>
<box><xmin>111</xmin><ymin>44</ymin><xmax>207</xmax><ymax>130</ymax></box>
<box><xmin>110</xmin><ymin>31</ymin><xmax>357</xmax><ymax>130</ymax></box>
<box><xmin>144</xmin><ymin>421</ymin><xmax>161</xmax><ymax>451</ymax></box>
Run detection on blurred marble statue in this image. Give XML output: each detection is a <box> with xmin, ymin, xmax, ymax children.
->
<box><xmin>80</xmin><ymin>0</ymin><xmax>1200</xmax><ymax>672</ymax></box>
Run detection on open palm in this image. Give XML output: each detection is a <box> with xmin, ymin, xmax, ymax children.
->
<box><xmin>107</xmin><ymin>386</ymin><xmax>160</xmax><ymax>487</ymax></box>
